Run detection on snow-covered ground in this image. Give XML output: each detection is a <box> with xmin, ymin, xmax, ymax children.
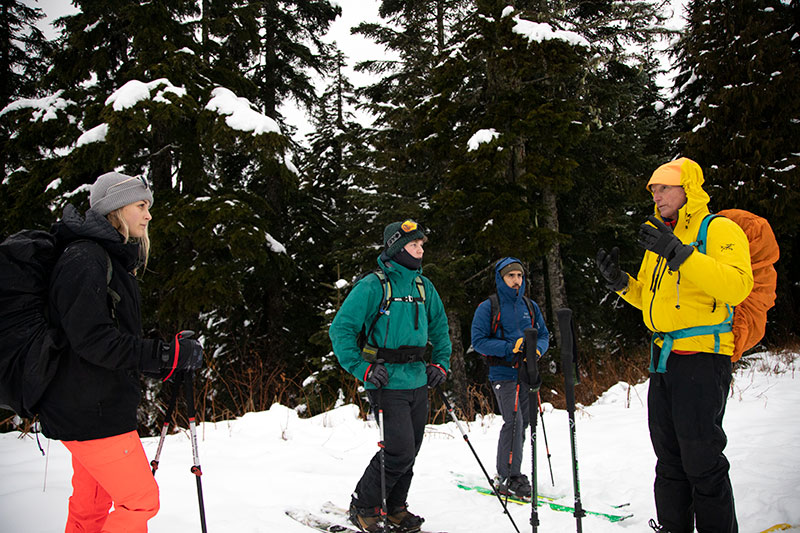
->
<box><xmin>1</xmin><ymin>351</ymin><xmax>797</xmax><ymax>532</ymax></box>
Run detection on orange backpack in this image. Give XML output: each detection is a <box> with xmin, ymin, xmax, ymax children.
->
<box><xmin>703</xmin><ymin>209</ymin><xmax>780</xmax><ymax>361</ymax></box>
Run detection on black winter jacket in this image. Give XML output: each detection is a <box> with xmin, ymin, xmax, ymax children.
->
<box><xmin>38</xmin><ymin>205</ymin><xmax>159</xmax><ymax>441</ymax></box>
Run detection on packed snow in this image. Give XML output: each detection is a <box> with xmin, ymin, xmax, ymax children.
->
<box><xmin>1</xmin><ymin>351</ymin><xmax>797</xmax><ymax>532</ymax></box>
<box><xmin>0</xmin><ymin>90</ymin><xmax>72</xmax><ymax>122</ymax></box>
<box><xmin>106</xmin><ymin>79</ymin><xmax>187</xmax><ymax>112</ymax></box>
<box><xmin>468</xmin><ymin>129</ymin><xmax>501</xmax><ymax>151</ymax></box>
<box><xmin>205</xmin><ymin>87</ymin><xmax>281</xmax><ymax>136</ymax></box>
<box><xmin>76</xmin><ymin>123</ymin><xmax>109</xmax><ymax>147</ymax></box>
<box><xmin>511</xmin><ymin>17</ymin><xmax>591</xmax><ymax>48</ymax></box>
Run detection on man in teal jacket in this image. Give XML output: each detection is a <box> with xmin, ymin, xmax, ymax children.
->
<box><xmin>329</xmin><ymin>220</ymin><xmax>451</xmax><ymax>533</ymax></box>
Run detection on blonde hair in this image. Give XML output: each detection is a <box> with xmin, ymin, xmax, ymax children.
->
<box><xmin>107</xmin><ymin>207</ymin><xmax>151</xmax><ymax>273</ymax></box>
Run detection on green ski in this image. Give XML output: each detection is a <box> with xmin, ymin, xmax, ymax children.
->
<box><xmin>455</xmin><ymin>482</ymin><xmax>633</xmax><ymax>523</ymax></box>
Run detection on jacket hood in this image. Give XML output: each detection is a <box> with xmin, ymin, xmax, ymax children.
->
<box><xmin>494</xmin><ymin>256</ymin><xmax>525</xmax><ymax>301</ymax></box>
<box><xmin>52</xmin><ymin>204</ymin><xmax>140</xmax><ymax>271</ymax></box>
<box><xmin>650</xmin><ymin>157</ymin><xmax>711</xmax><ymax>227</ymax></box>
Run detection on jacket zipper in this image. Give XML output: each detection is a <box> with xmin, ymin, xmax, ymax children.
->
<box><xmin>648</xmin><ymin>256</ymin><xmax>669</xmax><ymax>331</ymax></box>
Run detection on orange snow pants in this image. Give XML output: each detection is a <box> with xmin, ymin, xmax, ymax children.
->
<box><xmin>63</xmin><ymin>431</ymin><xmax>160</xmax><ymax>533</ymax></box>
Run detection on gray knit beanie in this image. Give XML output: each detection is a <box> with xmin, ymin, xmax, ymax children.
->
<box><xmin>90</xmin><ymin>171</ymin><xmax>154</xmax><ymax>216</ymax></box>
<box><xmin>383</xmin><ymin>220</ymin><xmax>426</xmax><ymax>258</ymax></box>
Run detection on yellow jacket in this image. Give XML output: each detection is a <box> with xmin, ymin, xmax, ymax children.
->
<box><xmin>619</xmin><ymin>158</ymin><xmax>754</xmax><ymax>356</ymax></box>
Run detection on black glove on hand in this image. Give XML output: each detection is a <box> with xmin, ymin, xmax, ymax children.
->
<box><xmin>161</xmin><ymin>330</ymin><xmax>204</xmax><ymax>381</ymax></box>
<box><xmin>426</xmin><ymin>364</ymin><xmax>447</xmax><ymax>388</ymax></box>
<box><xmin>365</xmin><ymin>363</ymin><xmax>389</xmax><ymax>388</ymax></box>
<box><xmin>638</xmin><ymin>215</ymin><xmax>694</xmax><ymax>270</ymax></box>
<box><xmin>596</xmin><ymin>247</ymin><xmax>628</xmax><ymax>291</ymax></box>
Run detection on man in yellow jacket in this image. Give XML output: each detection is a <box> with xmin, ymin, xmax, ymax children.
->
<box><xmin>596</xmin><ymin>158</ymin><xmax>753</xmax><ymax>533</ymax></box>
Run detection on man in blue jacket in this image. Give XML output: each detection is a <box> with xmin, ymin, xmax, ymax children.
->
<box><xmin>471</xmin><ymin>258</ymin><xmax>549</xmax><ymax>499</ymax></box>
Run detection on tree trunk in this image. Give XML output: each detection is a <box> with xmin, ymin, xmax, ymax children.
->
<box><xmin>446</xmin><ymin>309</ymin><xmax>469</xmax><ymax>418</ymax></box>
<box><xmin>542</xmin><ymin>187</ymin><xmax>567</xmax><ymax>347</ymax></box>
<box><xmin>149</xmin><ymin>122</ymin><xmax>172</xmax><ymax>193</ymax></box>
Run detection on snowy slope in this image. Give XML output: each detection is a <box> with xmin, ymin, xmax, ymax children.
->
<box><xmin>1</xmin><ymin>351</ymin><xmax>797</xmax><ymax>532</ymax></box>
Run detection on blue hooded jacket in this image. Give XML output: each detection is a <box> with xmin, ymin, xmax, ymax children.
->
<box><xmin>471</xmin><ymin>257</ymin><xmax>550</xmax><ymax>381</ymax></box>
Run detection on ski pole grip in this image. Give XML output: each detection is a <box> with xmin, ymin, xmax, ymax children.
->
<box><xmin>524</xmin><ymin>328</ymin><xmax>541</xmax><ymax>391</ymax></box>
<box><xmin>557</xmin><ymin>308</ymin><xmax>577</xmax><ymax>412</ymax></box>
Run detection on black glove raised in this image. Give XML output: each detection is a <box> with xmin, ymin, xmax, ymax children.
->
<box><xmin>426</xmin><ymin>364</ymin><xmax>447</xmax><ymax>388</ymax></box>
<box><xmin>365</xmin><ymin>363</ymin><xmax>389</xmax><ymax>388</ymax></box>
<box><xmin>160</xmin><ymin>330</ymin><xmax>203</xmax><ymax>381</ymax></box>
<box><xmin>638</xmin><ymin>215</ymin><xmax>694</xmax><ymax>270</ymax></box>
<box><xmin>596</xmin><ymin>247</ymin><xmax>628</xmax><ymax>291</ymax></box>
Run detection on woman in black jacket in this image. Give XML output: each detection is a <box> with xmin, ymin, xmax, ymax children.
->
<box><xmin>39</xmin><ymin>172</ymin><xmax>202</xmax><ymax>533</ymax></box>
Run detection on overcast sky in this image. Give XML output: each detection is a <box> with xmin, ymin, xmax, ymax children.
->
<box><xmin>21</xmin><ymin>0</ymin><xmax>685</xmax><ymax>141</ymax></box>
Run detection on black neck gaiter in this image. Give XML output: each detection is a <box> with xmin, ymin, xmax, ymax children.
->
<box><xmin>391</xmin><ymin>248</ymin><xmax>422</xmax><ymax>270</ymax></box>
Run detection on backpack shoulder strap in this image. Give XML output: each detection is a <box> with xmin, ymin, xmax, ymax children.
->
<box><xmin>694</xmin><ymin>214</ymin><xmax>721</xmax><ymax>254</ymax></box>
<box><xmin>523</xmin><ymin>296</ymin><xmax>537</xmax><ymax>328</ymax></box>
<box><xmin>364</xmin><ymin>270</ymin><xmax>388</xmax><ymax>346</ymax></box>
<box><xmin>374</xmin><ymin>269</ymin><xmax>390</xmax><ymax>310</ymax></box>
<box><xmin>488</xmin><ymin>293</ymin><xmax>502</xmax><ymax>338</ymax></box>
<box><xmin>414</xmin><ymin>275</ymin><xmax>425</xmax><ymax>303</ymax></box>
<box><xmin>65</xmin><ymin>240</ymin><xmax>119</xmax><ymax>318</ymax></box>
<box><xmin>104</xmin><ymin>252</ymin><xmax>120</xmax><ymax>319</ymax></box>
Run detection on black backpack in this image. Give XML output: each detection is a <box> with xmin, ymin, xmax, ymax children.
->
<box><xmin>0</xmin><ymin>230</ymin><xmax>116</xmax><ymax>418</ymax></box>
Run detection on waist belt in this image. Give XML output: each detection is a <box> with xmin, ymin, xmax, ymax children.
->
<box><xmin>361</xmin><ymin>345</ymin><xmax>426</xmax><ymax>364</ymax></box>
<box><xmin>650</xmin><ymin>304</ymin><xmax>733</xmax><ymax>373</ymax></box>
<box><xmin>486</xmin><ymin>356</ymin><xmax>515</xmax><ymax>367</ymax></box>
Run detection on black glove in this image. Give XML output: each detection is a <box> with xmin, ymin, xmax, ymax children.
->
<box><xmin>638</xmin><ymin>215</ymin><xmax>694</xmax><ymax>270</ymax></box>
<box><xmin>596</xmin><ymin>247</ymin><xmax>628</xmax><ymax>291</ymax></box>
<box><xmin>160</xmin><ymin>330</ymin><xmax>203</xmax><ymax>381</ymax></box>
<box><xmin>365</xmin><ymin>363</ymin><xmax>389</xmax><ymax>388</ymax></box>
<box><xmin>426</xmin><ymin>364</ymin><xmax>447</xmax><ymax>388</ymax></box>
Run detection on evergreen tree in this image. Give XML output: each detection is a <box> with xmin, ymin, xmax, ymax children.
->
<box><xmin>672</xmin><ymin>0</ymin><xmax>800</xmax><ymax>341</ymax></box>
<box><xmin>292</xmin><ymin>47</ymin><xmax>372</xmax><ymax>413</ymax></box>
<box><xmin>0</xmin><ymin>0</ymin><xmax>52</xmax><ymax>229</ymax></box>
<box><xmin>0</xmin><ymin>0</ymin><xmax>324</xmax><ymax>428</ymax></box>
<box><xmin>348</xmin><ymin>0</ymin><xmax>672</xmax><ymax>410</ymax></box>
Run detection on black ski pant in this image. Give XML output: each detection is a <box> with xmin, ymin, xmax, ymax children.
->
<box><xmin>492</xmin><ymin>379</ymin><xmax>530</xmax><ymax>479</ymax></box>
<box><xmin>648</xmin><ymin>350</ymin><xmax>738</xmax><ymax>533</ymax></box>
<box><xmin>352</xmin><ymin>386</ymin><xmax>428</xmax><ymax>511</ymax></box>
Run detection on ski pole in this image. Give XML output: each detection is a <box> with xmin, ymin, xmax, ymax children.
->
<box><xmin>557</xmin><ymin>308</ymin><xmax>585</xmax><ymax>533</ymax></box>
<box><xmin>183</xmin><ymin>371</ymin><xmax>208</xmax><ymax>533</ymax></box>
<box><xmin>504</xmin><ymin>370</ymin><xmax>522</xmax><ymax>507</ymax></box>
<box><xmin>372</xmin><ymin>387</ymin><xmax>388</xmax><ymax>532</ymax></box>
<box><xmin>151</xmin><ymin>378</ymin><xmax>180</xmax><ymax>475</ymax></box>
<box><xmin>536</xmin><ymin>392</ymin><xmax>555</xmax><ymax>486</ymax></box>
<box><xmin>439</xmin><ymin>389</ymin><xmax>521</xmax><ymax>533</ymax></box>
<box><xmin>523</xmin><ymin>328</ymin><xmax>541</xmax><ymax>533</ymax></box>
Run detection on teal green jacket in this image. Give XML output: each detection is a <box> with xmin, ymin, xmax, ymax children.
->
<box><xmin>329</xmin><ymin>257</ymin><xmax>451</xmax><ymax>390</ymax></box>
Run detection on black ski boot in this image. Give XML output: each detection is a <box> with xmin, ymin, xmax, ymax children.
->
<box><xmin>508</xmin><ymin>474</ymin><xmax>532</xmax><ymax>500</ymax></box>
<box><xmin>348</xmin><ymin>502</ymin><xmax>382</xmax><ymax>533</ymax></box>
<box><xmin>387</xmin><ymin>503</ymin><xmax>424</xmax><ymax>532</ymax></box>
<box><xmin>493</xmin><ymin>475</ymin><xmax>532</xmax><ymax>501</ymax></box>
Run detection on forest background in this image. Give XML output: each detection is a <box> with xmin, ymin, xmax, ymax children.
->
<box><xmin>2</xmin><ymin>0</ymin><xmax>798</xmax><ymax>434</ymax></box>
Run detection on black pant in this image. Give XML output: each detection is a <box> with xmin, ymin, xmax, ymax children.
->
<box><xmin>648</xmin><ymin>351</ymin><xmax>738</xmax><ymax>533</ymax></box>
<box><xmin>352</xmin><ymin>387</ymin><xmax>428</xmax><ymax>510</ymax></box>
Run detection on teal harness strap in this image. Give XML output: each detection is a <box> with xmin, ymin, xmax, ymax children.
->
<box><xmin>650</xmin><ymin>305</ymin><xmax>733</xmax><ymax>373</ymax></box>
<box><xmin>649</xmin><ymin>213</ymin><xmax>733</xmax><ymax>373</ymax></box>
